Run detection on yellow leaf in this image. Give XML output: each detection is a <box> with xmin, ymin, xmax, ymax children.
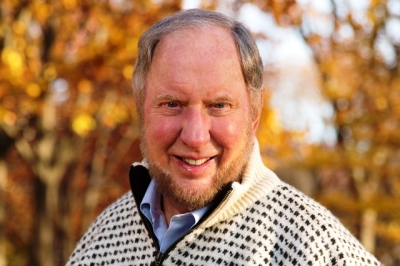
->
<box><xmin>12</xmin><ymin>21</ymin><xmax>26</xmax><ymax>35</ymax></box>
<box><xmin>113</xmin><ymin>105</ymin><xmax>128</xmax><ymax>123</ymax></box>
<box><xmin>1</xmin><ymin>47</ymin><xmax>24</xmax><ymax>76</ymax></box>
<box><xmin>26</xmin><ymin>83</ymin><xmax>42</xmax><ymax>98</ymax></box>
<box><xmin>78</xmin><ymin>79</ymin><xmax>93</xmax><ymax>93</ymax></box>
<box><xmin>123</xmin><ymin>65</ymin><xmax>133</xmax><ymax>80</ymax></box>
<box><xmin>72</xmin><ymin>114</ymin><xmax>96</xmax><ymax>136</ymax></box>
<box><xmin>43</xmin><ymin>64</ymin><xmax>57</xmax><ymax>80</ymax></box>
<box><xmin>375</xmin><ymin>96</ymin><xmax>387</xmax><ymax>110</ymax></box>
<box><xmin>33</xmin><ymin>2</ymin><xmax>53</xmax><ymax>23</ymax></box>
<box><xmin>62</xmin><ymin>0</ymin><xmax>77</xmax><ymax>10</ymax></box>
<box><xmin>3</xmin><ymin>111</ymin><xmax>17</xmax><ymax>126</ymax></box>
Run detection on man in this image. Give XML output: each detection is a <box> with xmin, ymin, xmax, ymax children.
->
<box><xmin>68</xmin><ymin>9</ymin><xmax>381</xmax><ymax>265</ymax></box>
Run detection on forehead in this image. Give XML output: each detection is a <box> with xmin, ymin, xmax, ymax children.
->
<box><xmin>154</xmin><ymin>26</ymin><xmax>239</xmax><ymax>65</ymax></box>
<box><xmin>145</xmin><ymin>25</ymin><xmax>248</xmax><ymax>102</ymax></box>
<box><xmin>148</xmin><ymin>26</ymin><xmax>243</xmax><ymax>82</ymax></box>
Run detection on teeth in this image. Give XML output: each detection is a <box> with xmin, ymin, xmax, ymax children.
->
<box><xmin>182</xmin><ymin>158</ymin><xmax>210</xmax><ymax>166</ymax></box>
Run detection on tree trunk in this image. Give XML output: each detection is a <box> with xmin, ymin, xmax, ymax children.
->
<box><xmin>0</xmin><ymin>161</ymin><xmax>7</xmax><ymax>266</ymax></box>
<box><xmin>352</xmin><ymin>167</ymin><xmax>377</xmax><ymax>253</ymax></box>
<box><xmin>360</xmin><ymin>208</ymin><xmax>377</xmax><ymax>253</ymax></box>
<box><xmin>30</xmin><ymin>177</ymin><xmax>46</xmax><ymax>266</ymax></box>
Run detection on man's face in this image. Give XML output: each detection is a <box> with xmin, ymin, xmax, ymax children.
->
<box><xmin>141</xmin><ymin>26</ymin><xmax>260</xmax><ymax>212</ymax></box>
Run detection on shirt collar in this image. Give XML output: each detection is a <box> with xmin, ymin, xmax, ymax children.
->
<box><xmin>140</xmin><ymin>179</ymin><xmax>210</xmax><ymax>224</ymax></box>
<box><xmin>140</xmin><ymin>179</ymin><xmax>211</xmax><ymax>252</ymax></box>
<box><xmin>140</xmin><ymin>179</ymin><xmax>157</xmax><ymax>224</ymax></box>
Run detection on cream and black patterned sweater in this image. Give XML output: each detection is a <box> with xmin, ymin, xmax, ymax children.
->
<box><xmin>67</xmin><ymin>141</ymin><xmax>381</xmax><ymax>265</ymax></box>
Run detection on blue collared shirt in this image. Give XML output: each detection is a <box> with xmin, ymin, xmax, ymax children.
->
<box><xmin>140</xmin><ymin>180</ymin><xmax>210</xmax><ymax>253</ymax></box>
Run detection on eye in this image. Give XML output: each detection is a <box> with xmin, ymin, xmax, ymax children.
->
<box><xmin>165</xmin><ymin>102</ymin><xmax>178</xmax><ymax>108</ymax></box>
<box><xmin>213</xmin><ymin>103</ymin><xmax>227</xmax><ymax>108</ymax></box>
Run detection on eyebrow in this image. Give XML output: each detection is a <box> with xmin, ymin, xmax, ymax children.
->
<box><xmin>210</xmin><ymin>96</ymin><xmax>235</xmax><ymax>103</ymax></box>
<box><xmin>154</xmin><ymin>94</ymin><xmax>182</xmax><ymax>102</ymax></box>
<box><xmin>153</xmin><ymin>94</ymin><xmax>236</xmax><ymax>104</ymax></box>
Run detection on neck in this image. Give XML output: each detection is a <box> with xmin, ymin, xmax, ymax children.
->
<box><xmin>161</xmin><ymin>195</ymin><xmax>189</xmax><ymax>226</ymax></box>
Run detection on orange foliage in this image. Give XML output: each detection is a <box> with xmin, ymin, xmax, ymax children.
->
<box><xmin>1</xmin><ymin>0</ymin><xmax>399</xmax><ymax>265</ymax></box>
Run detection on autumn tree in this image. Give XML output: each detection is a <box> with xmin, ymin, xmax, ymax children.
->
<box><xmin>205</xmin><ymin>0</ymin><xmax>399</xmax><ymax>264</ymax></box>
<box><xmin>2</xmin><ymin>0</ymin><xmax>398</xmax><ymax>265</ymax></box>
<box><xmin>297</xmin><ymin>1</ymin><xmax>400</xmax><ymax>263</ymax></box>
<box><xmin>0</xmin><ymin>0</ymin><xmax>181</xmax><ymax>265</ymax></box>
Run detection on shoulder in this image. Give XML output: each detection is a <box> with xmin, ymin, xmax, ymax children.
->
<box><xmin>66</xmin><ymin>192</ymin><xmax>141</xmax><ymax>264</ymax></box>
<box><xmin>265</xmin><ymin>184</ymin><xmax>334</xmax><ymax>218</ymax></box>
<box><xmin>88</xmin><ymin>192</ymin><xmax>137</xmax><ymax>230</ymax></box>
<box><xmin>255</xmin><ymin>184</ymin><xmax>381</xmax><ymax>265</ymax></box>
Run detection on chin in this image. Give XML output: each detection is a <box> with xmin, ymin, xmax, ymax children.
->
<box><xmin>153</xmin><ymin>169</ymin><xmax>222</xmax><ymax>211</ymax></box>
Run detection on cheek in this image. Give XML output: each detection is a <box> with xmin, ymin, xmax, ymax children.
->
<box><xmin>145</xmin><ymin>116</ymin><xmax>181</xmax><ymax>149</ymax></box>
<box><xmin>210</xmin><ymin>117</ymin><xmax>250</xmax><ymax>149</ymax></box>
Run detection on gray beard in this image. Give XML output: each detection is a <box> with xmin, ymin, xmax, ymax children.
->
<box><xmin>140</xmin><ymin>125</ymin><xmax>254</xmax><ymax>212</ymax></box>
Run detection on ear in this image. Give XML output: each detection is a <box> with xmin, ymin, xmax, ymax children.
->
<box><xmin>252</xmin><ymin>88</ymin><xmax>264</xmax><ymax>133</ymax></box>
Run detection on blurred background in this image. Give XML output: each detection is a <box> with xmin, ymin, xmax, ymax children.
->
<box><xmin>0</xmin><ymin>0</ymin><xmax>399</xmax><ymax>265</ymax></box>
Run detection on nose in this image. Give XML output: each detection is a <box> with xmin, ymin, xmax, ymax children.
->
<box><xmin>179</xmin><ymin>108</ymin><xmax>210</xmax><ymax>149</ymax></box>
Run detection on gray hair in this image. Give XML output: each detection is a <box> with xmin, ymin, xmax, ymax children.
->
<box><xmin>132</xmin><ymin>9</ymin><xmax>263</xmax><ymax>120</ymax></box>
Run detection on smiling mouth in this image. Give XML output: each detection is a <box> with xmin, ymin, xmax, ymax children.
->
<box><xmin>179</xmin><ymin>157</ymin><xmax>213</xmax><ymax>166</ymax></box>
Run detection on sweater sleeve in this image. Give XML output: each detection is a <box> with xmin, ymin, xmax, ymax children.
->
<box><xmin>66</xmin><ymin>192</ymin><xmax>157</xmax><ymax>265</ymax></box>
<box><xmin>272</xmin><ymin>185</ymin><xmax>382</xmax><ymax>265</ymax></box>
<box><xmin>66</xmin><ymin>194</ymin><xmax>131</xmax><ymax>265</ymax></box>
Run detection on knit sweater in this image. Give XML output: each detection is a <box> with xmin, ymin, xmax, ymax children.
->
<box><xmin>67</xmin><ymin>141</ymin><xmax>381</xmax><ymax>265</ymax></box>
